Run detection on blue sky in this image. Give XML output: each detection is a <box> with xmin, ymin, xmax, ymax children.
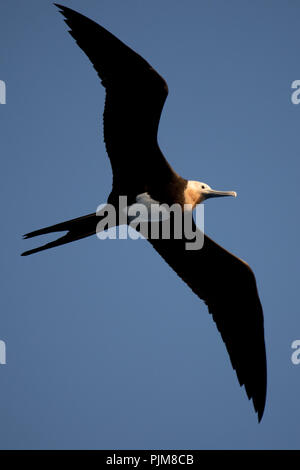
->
<box><xmin>1</xmin><ymin>0</ymin><xmax>300</xmax><ymax>449</ymax></box>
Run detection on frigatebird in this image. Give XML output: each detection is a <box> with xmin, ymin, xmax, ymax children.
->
<box><xmin>22</xmin><ymin>4</ymin><xmax>267</xmax><ymax>421</ymax></box>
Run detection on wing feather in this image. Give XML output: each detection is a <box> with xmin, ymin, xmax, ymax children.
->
<box><xmin>144</xmin><ymin>219</ymin><xmax>267</xmax><ymax>421</ymax></box>
<box><xmin>55</xmin><ymin>4</ymin><xmax>176</xmax><ymax>189</ymax></box>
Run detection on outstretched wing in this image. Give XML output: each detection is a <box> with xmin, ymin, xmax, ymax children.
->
<box><xmin>55</xmin><ymin>4</ymin><xmax>177</xmax><ymax>190</ymax></box>
<box><xmin>146</xmin><ymin>220</ymin><xmax>267</xmax><ymax>421</ymax></box>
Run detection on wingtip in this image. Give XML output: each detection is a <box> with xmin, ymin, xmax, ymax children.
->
<box><xmin>53</xmin><ymin>3</ymin><xmax>68</xmax><ymax>15</ymax></box>
<box><xmin>256</xmin><ymin>401</ymin><xmax>266</xmax><ymax>423</ymax></box>
<box><xmin>257</xmin><ymin>406</ymin><xmax>264</xmax><ymax>423</ymax></box>
<box><xmin>251</xmin><ymin>390</ymin><xmax>266</xmax><ymax>423</ymax></box>
<box><xmin>54</xmin><ymin>3</ymin><xmax>77</xmax><ymax>14</ymax></box>
<box><xmin>239</xmin><ymin>372</ymin><xmax>266</xmax><ymax>423</ymax></box>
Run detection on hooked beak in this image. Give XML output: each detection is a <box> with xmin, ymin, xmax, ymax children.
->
<box><xmin>203</xmin><ymin>189</ymin><xmax>237</xmax><ymax>199</ymax></box>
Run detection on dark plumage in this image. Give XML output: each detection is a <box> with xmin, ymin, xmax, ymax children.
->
<box><xmin>22</xmin><ymin>4</ymin><xmax>267</xmax><ymax>421</ymax></box>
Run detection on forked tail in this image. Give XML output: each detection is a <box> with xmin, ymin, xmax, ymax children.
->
<box><xmin>21</xmin><ymin>211</ymin><xmax>104</xmax><ymax>256</ymax></box>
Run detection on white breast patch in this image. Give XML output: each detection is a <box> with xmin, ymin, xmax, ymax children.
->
<box><xmin>124</xmin><ymin>192</ymin><xmax>171</xmax><ymax>222</ymax></box>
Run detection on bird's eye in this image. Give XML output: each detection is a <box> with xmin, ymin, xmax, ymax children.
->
<box><xmin>202</xmin><ymin>185</ymin><xmax>205</xmax><ymax>189</ymax></box>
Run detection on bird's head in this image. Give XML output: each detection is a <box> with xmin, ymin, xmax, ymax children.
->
<box><xmin>185</xmin><ymin>180</ymin><xmax>237</xmax><ymax>208</ymax></box>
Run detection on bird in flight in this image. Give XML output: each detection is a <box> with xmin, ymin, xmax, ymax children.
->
<box><xmin>22</xmin><ymin>4</ymin><xmax>267</xmax><ymax>421</ymax></box>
